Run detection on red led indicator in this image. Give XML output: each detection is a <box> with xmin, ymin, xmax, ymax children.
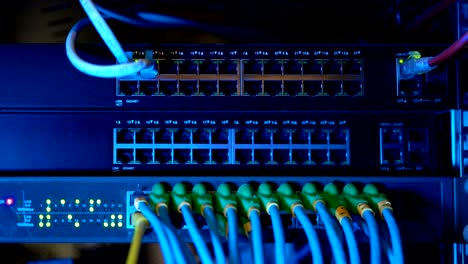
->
<box><xmin>5</xmin><ymin>198</ymin><xmax>14</xmax><ymax>206</ymax></box>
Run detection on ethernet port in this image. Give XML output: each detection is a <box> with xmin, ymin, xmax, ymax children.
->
<box><xmin>179</xmin><ymin>81</ymin><xmax>198</xmax><ymax>96</ymax></box>
<box><xmin>154</xmin><ymin>128</ymin><xmax>173</xmax><ymax>143</ymax></box>
<box><xmin>244</xmin><ymin>60</ymin><xmax>263</xmax><ymax>74</ymax></box>
<box><xmin>255</xmin><ymin>149</ymin><xmax>272</xmax><ymax>165</ymax></box>
<box><xmin>284</xmin><ymin>81</ymin><xmax>302</xmax><ymax>96</ymax></box>
<box><xmin>264</xmin><ymin>81</ymin><xmax>282</xmax><ymax>96</ymax></box>
<box><xmin>193</xmin><ymin>129</ymin><xmax>210</xmax><ymax>144</ymax></box>
<box><xmin>117</xmin><ymin>149</ymin><xmax>134</xmax><ymax>164</ymax></box>
<box><xmin>381</xmin><ymin>128</ymin><xmax>403</xmax><ymax>145</ymax></box>
<box><xmin>119</xmin><ymin>81</ymin><xmax>138</xmax><ymax>96</ymax></box>
<box><xmin>179</xmin><ymin>60</ymin><xmax>198</xmax><ymax>74</ymax></box>
<box><xmin>235</xmin><ymin>129</ymin><xmax>253</xmax><ymax>144</ymax></box>
<box><xmin>157</xmin><ymin>60</ymin><xmax>178</xmax><ymax>74</ymax></box>
<box><xmin>117</xmin><ymin>129</ymin><xmax>134</xmax><ymax>144</ymax></box>
<box><xmin>212</xmin><ymin>128</ymin><xmax>229</xmax><ymax>144</ymax></box>
<box><xmin>263</xmin><ymin>60</ymin><xmax>283</xmax><ymax>74</ymax></box>
<box><xmin>219</xmin><ymin>81</ymin><xmax>238</xmax><ymax>96</ymax></box>
<box><xmin>174</xmin><ymin>128</ymin><xmax>191</xmax><ymax>144</ymax></box>
<box><xmin>292</xmin><ymin>129</ymin><xmax>309</xmax><ymax>144</ymax></box>
<box><xmin>193</xmin><ymin>149</ymin><xmax>210</xmax><ymax>164</ymax></box>
<box><xmin>426</xmin><ymin>69</ymin><xmax>446</xmax><ymax>96</ymax></box>
<box><xmin>174</xmin><ymin>149</ymin><xmax>191</xmax><ymax>164</ymax></box>
<box><xmin>323</xmin><ymin>81</ymin><xmax>341</xmax><ymax>96</ymax></box>
<box><xmin>155</xmin><ymin>149</ymin><xmax>172</xmax><ymax>164</ymax></box>
<box><xmin>343</xmin><ymin>60</ymin><xmax>362</xmax><ymax>75</ymax></box>
<box><xmin>343</xmin><ymin>81</ymin><xmax>362</xmax><ymax>96</ymax></box>
<box><xmin>382</xmin><ymin>149</ymin><xmax>403</xmax><ymax>164</ymax></box>
<box><xmin>311</xmin><ymin>150</ymin><xmax>328</xmax><ymax>165</ymax></box>
<box><xmin>329</xmin><ymin>129</ymin><xmax>348</xmax><ymax>144</ymax></box>
<box><xmin>244</xmin><ymin>81</ymin><xmax>262</xmax><ymax>96</ymax></box>
<box><xmin>273</xmin><ymin>129</ymin><xmax>290</xmax><ymax>144</ymax></box>
<box><xmin>136</xmin><ymin>128</ymin><xmax>153</xmax><ymax>144</ymax></box>
<box><xmin>199</xmin><ymin>81</ymin><xmax>218</xmax><ymax>96</ymax></box>
<box><xmin>292</xmin><ymin>149</ymin><xmax>309</xmax><ymax>165</ymax></box>
<box><xmin>273</xmin><ymin>150</ymin><xmax>291</xmax><ymax>165</ymax></box>
<box><xmin>310</xmin><ymin>129</ymin><xmax>328</xmax><ymax>144</ymax></box>
<box><xmin>303</xmin><ymin>60</ymin><xmax>322</xmax><ymax>74</ymax></box>
<box><xmin>254</xmin><ymin>129</ymin><xmax>272</xmax><ymax>144</ymax></box>
<box><xmin>139</xmin><ymin>81</ymin><xmax>157</xmax><ymax>95</ymax></box>
<box><xmin>284</xmin><ymin>60</ymin><xmax>303</xmax><ymax>74</ymax></box>
<box><xmin>199</xmin><ymin>60</ymin><xmax>218</xmax><ymax>74</ymax></box>
<box><xmin>159</xmin><ymin>81</ymin><xmax>178</xmax><ymax>96</ymax></box>
<box><xmin>330</xmin><ymin>150</ymin><xmax>348</xmax><ymax>165</ymax></box>
<box><xmin>236</xmin><ymin>149</ymin><xmax>253</xmax><ymax>164</ymax></box>
<box><xmin>303</xmin><ymin>81</ymin><xmax>322</xmax><ymax>96</ymax></box>
<box><xmin>219</xmin><ymin>60</ymin><xmax>238</xmax><ymax>74</ymax></box>
<box><xmin>323</xmin><ymin>60</ymin><xmax>342</xmax><ymax>75</ymax></box>
<box><xmin>136</xmin><ymin>149</ymin><xmax>153</xmax><ymax>164</ymax></box>
<box><xmin>212</xmin><ymin>149</ymin><xmax>229</xmax><ymax>164</ymax></box>
<box><xmin>399</xmin><ymin>79</ymin><xmax>421</xmax><ymax>96</ymax></box>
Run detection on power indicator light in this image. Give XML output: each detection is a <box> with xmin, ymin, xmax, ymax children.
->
<box><xmin>6</xmin><ymin>197</ymin><xmax>15</xmax><ymax>206</ymax></box>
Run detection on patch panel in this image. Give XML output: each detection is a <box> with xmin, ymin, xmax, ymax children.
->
<box><xmin>114</xmin><ymin>127</ymin><xmax>350</xmax><ymax>166</ymax></box>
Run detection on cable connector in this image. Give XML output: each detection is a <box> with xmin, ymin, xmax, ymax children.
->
<box><xmin>192</xmin><ymin>183</ymin><xmax>214</xmax><ymax>216</ymax></box>
<box><xmin>257</xmin><ymin>183</ymin><xmax>280</xmax><ymax>214</ymax></box>
<box><xmin>276</xmin><ymin>183</ymin><xmax>303</xmax><ymax>217</ymax></box>
<box><xmin>134</xmin><ymin>196</ymin><xmax>149</xmax><ymax>211</ymax></box>
<box><xmin>300</xmin><ymin>183</ymin><xmax>327</xmax><ymax>212</ymax></box>
<box><xmin>399</xmin><ymin>51</ymin><xmax>437</xmax><ymax>80</ymax></box>
<box><xmin>149</xmin><ymin>183</ymin><xmax>171</xmax><ymax>216</ymax></box>
<box><xmin>214</xmin><ymin>183</ymin><xmax>238</xmax><ymax>217</ymax></box>
<box><xmin>322</xmin><ymin>183</ymin><xmax>352</xmax><ymax>224</ymax></box>
<box><xmin>236</xmin><ymin>184</ymin><xmax>261</xmax><ymax>233</ymax></box>
<box><xmin>342</xmin><ymin>183</ymin><xmax>374</xmax><ymax>218</ymax></box>
<box><xmin>171</xmin><ymin>183</ymin><xmax>193</xmax><ymax>213</ymax></box>
<box><xmin>131</xmin><ymin>212</ymin><xmax>149</xmax><ymax>229</ymax></box>
<box><xmin>363</xmin><ymin>184</ymin><xmax>393</xmax><ymax>219</ymax></box>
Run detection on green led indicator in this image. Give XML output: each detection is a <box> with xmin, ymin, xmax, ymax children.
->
<box><xmin>118</xmin><ymin>214</ymin><xmax>123</xmax><ymax>220</ymax></box>
<box><xmin>96</xmin><ymin>199</ymin><xmax>102</xmax><ymax>205</ymax></box>
<box><xmin>46</xmin><ymin>222</ymin><xmax>51</xmax><ymax>228</ymax></box>
<box><xmin>398</xmin><ymin>59</ymin><xmax>404</xmax><ymax>64</ymax></box>
<box><xmin>89</xmin><ymin>199</ymin><xmax>94</xmax><ymax>205</ymax></box>
<box><xmin>46</xmin><ymin>199</ymin><xmax>51</xmax><ymax>205</ymax></box>
<box><xmin>39</xmin><ymin>222</ymin><xmax>44</xmax><ymax>228</ymax></box>
<box><xmin>111</xmin><ymin>222</ymin><xmax>116</xmax><ymax>228</ymax></box>
<box><xmin>89</xmin><ymin>207</ymin><xmax>94</xmax><ymax>212</ymax></box>
<box><xmin>75</xmin><ymin>199</ymin><xmax>80</xmax><ymax>204</ymax></box>
<box><xmin>46</xmin><ymin>207</ymin><xmax>51</xmax><ymax>212</ymax></box>
<box><xmin>46</xmin><ymin>215</ymin><xmax>51</xmax><ymax>220</ymax></box>
<box><xmin>111</xmin><ymin>214</ymin><xmax>115</xmax><ymax>220</ymax></box>
<box><xmin>103</xmin><ymin>222</ymin><xmax>109</xmax><ymax>228</ymax></box>
<box><xmin>74</xmin><ymin>222</ymin><xmax>80</xmax><ymax>228</ymax></box>
<box><xmin>60</xmin><ymin>199</ymin><xmax>65</xmax><ymax>205</ymax></box>
<box><xmin>118</xmin><ymin>222</ymin><xmax>123</xmax><ymax>228</ymax></box>
<box><xmin>39</xmin><ymin>214</ymin><xmax>44</xmax><ymax>220</ymax></box>
<box><xmin>68</xmin><ymin>214</ymin><xmax>73</xmax><ymax>220</ymax></box>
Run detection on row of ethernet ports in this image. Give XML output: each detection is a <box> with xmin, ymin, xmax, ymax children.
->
<box><xmin>118</xmin><ymin>80</ymin><xmax>363</xmax><ymax>96</ymax></box>
<box><xmin>116</xmin><ymin>128</ymin><xmax>349</xmax><ymax>145</ymax></box>
<box><xmin>144</xmin><ymin>59</ymin><xmax>362</xmax><ymax>75</ymax></box>
<box><xmin>116</xmin><ymin>148</ymin><xmax>349</xmax><ymax>165</ymax></box>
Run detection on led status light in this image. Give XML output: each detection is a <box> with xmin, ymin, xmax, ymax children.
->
<box><xmin>68</xmin><ymin>214</ymin><xmax>73</xmax><ymax>220</ymax></box>
<box><xmin>111</xmin><ymin>222</ymin><xmax>116</xmax><ymax>228</ymax></box>
<box><xmin>6</xmin><ymin>197</ymin><xmax>14</xmax><ymax>206</ymax></box>
<box><xmin>39</xmin><ymin>215</ymin><xmax>44</xmax><ymax>220</ymax></box>
<box><xmin>96</xmin><ymin>199</ymin><xmax>102</xmax><ymax>205</ymax></box>
<box><xmin>398</xmin><ymin>59</ymin><xmax>404</xmax><ymax>64</ymax></box>
<box><xmin>46</xmin><ymin>215</ymin><xmax>51</xmax><ymax>220</ymax></box>
<box><xmin>75</xmin><ymin>199</ymin><xmax>80</xmax><ymax>204</ymax></box>
<box><xmin>46</xmin><ymin>199</ymin><xmax>51</xmax><ymax>205</ymax></box>
<box><xmin>118</xmin><ymin>214</ymin><xmax>123</xmax><ymax>220</ymax></box>
<box><xmin>103</xmin><ymin>222</ymin><xmax>109</xmax><ymax>228</ymax></box>
<box><xmin>46</xmin><ymin>207</ymin><xmax>51</xmax><ymax>212</ymax></box>
<box><xmin>60</xmin><ymin>199</ymin><xmax>66</xmax><ymax>205</ymax></box>
<box><xmin>89</xmin><ymin>207</ymin><xmax>95</xmax><ymax>212</ymax></box>
<box><xmin>46</xmin><ymin>222</ymin><xmax>51</xmax><ymax>228</ymax></box>
<box><xmin>118</xmin><ymin>222</ymin><xmax>123</xmax><ymax>228</ymax></box>
<box><xmin>111</xmin><ymin>214</ymin><xmax>116</xmax><ymax>220</ymax></box>
<box><xmin>39</xmin><ymin>222</ymin><xmax>44</xmax><ymax>228</ymax></box>
<box><xmin>89</xmin><ymin>199</ymin><xmax>94</xmax><ymax>205</ymax></box>
<box><xmin>74</xmin><ymin>222</ymin><xmax>80</xmax><ymax>228</ymax></box>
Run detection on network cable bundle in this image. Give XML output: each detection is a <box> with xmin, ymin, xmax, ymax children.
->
<box><xmin>2</xmin><ymin>0</ymin><xmax>468</xmax><ymax>263</ymax></box>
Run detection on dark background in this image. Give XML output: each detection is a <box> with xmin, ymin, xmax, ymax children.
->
<box><xmin>0</xmin><ymin>0</ymin><xmax>459</xmax><ymax>44</ymax></box>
